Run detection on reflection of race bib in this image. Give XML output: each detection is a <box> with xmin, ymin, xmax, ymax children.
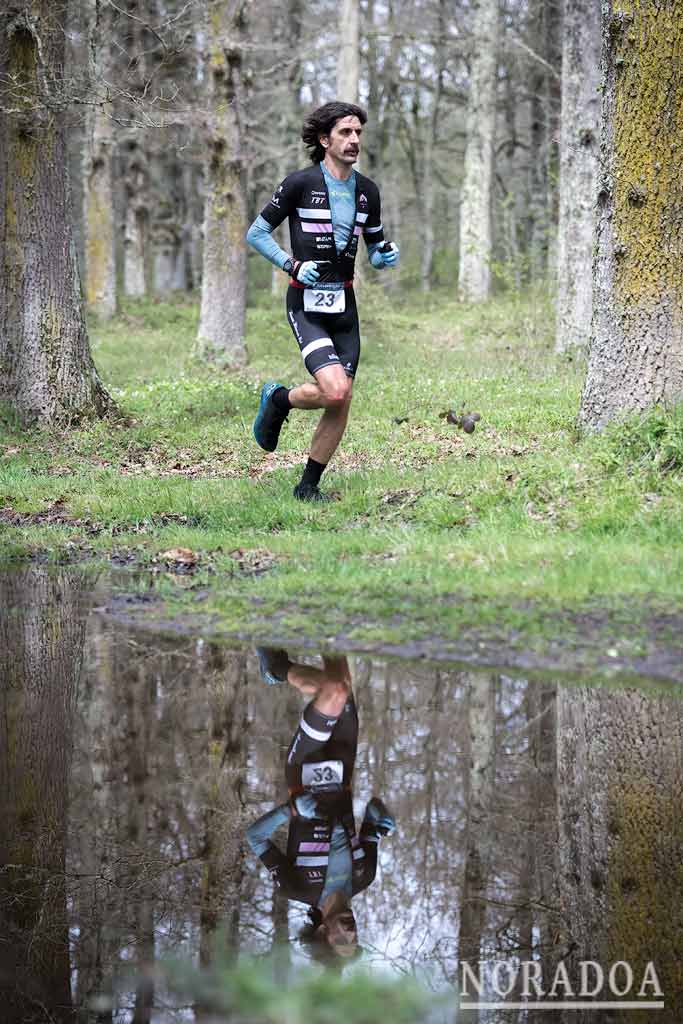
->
<box><xmin>302</xmin><ymin>760</ymin><xmax>344</xmax><ymax>789</ymax></box>
<box><xmin>303</xmin><ymin>286</ymin><xmax>346</xmax><ymax>314</ymax></box>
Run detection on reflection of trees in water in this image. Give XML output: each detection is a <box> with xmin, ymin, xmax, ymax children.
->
<box><xmin>558</xmin><ymin>687</ymin><xmax>683</xmax><ymax>1024</ymax></box>
<box><xmin>351</xmin><ymin>664</ymin><xmax>561</xmax><ymax>997</ymax></box>
<box><xmin>196</xmin><ymin>645</ymin><xmax>248</xmax><ymax>1019</ymax></box>
<box><xmin>3</xmin><ymin>581</ymin><xmax>682</xmax><ymax>1023</ymax></box>
<box><xmin>0</xmin><ymin>569</ymin><xmax>87</xmax><ymax>1023</ymax></box>
<box><xmin>71</xmin><ymin>646</ymin><xmax>568</xmax><ymax>1006</ymax></box>
<box><xmin>68</xmin><ymin>628</ymin><xmax>252</xmax><ymax>1021</ymax></box>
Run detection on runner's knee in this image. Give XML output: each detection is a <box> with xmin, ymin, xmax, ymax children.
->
<box><xmin>320</xmin><ymin>378</ymin><xmax>352</xmax><ymax>406</ymax></box>
<box><xmin>315</xmin><ymin>681</ymin><xmax>351</xmax><ymax>717</ymax></box>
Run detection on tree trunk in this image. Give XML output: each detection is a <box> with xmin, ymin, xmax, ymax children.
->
<box><xmin>119</xmin><ymin>4</ymin><xmax>152</xmax><ymax>299</ymax></box>
<box><xmin>525</xmin><ymin>0</ymin><xmax>562</xmax><ymax>284</ymax></box>
<box><xmin>337</xmin><ymin>0</ymin><xmax>360</xmax><ymax>103</ymax></box>
<box><xmin>198</xmin><ymin>649</ymin><xmax>248</xmax><ymax>976</ymax></box>
<box><xmin>122</xmin><ymin>141</ymin><xmax>150</xmax><ymax>297</ymax></box>
<box><xmin>196</xmin><ymin>0</ymin><xmax>247</xmax><ymax>365</ymax></box>
<box><xmin>555</xmin><ymin>0</ymin><xmax>601</xmax><ymax>353</ymax></box>
<box><xmin>269</xmin><ymin>0</ymin><xmax>302</xmax><ymax>299</ymax></box>
<box><xmin>0</xmin><ymin>2</ymin><xmax>111</xmax><ymax>427</ymax></box>
<box><xmin>458</xmin><ymin>673</ymin><xmax>497</xmax><ymax>970</ymax></box>
<box><xmin>0</xmin><ymin>569</ymin><xmax>87</xmax><ymax>1023</ymax></box>
<box><xmin>127</xmin><ymin>660</ymin><xmax>155</xmax><ymax>1024</ymax></box>
<box><xmin>72</xmin><ymin>618</ymin><xmax>115</xmax><ymax>1024</ymax></box>
<box><xmin>458</xmin><ymin>0</ymin><xmax>499</xmax><ymax>302</ymax></box>
<box><xmin>421</xmin><ymin>0</ymin><xmax>447</xmax><ymax>294</ymax></box>
<box><xmin>530</xmin><ymin>682</ymin><xmax>561</xmax><ymax>1022</ymax></box>
<box><xmin>557</xmin><ymin>685</ymin><xmax>683</xmax><ymax>1023</ymax></box>
<box><xmin>83</xmin><ymin>0</ymin><xmax>117</xmax><ymax>319</ymax></box>
<box><xmin>579</xmin><ymin>3</ymin><xmax>683</xmax><ymax>430</ymax></box>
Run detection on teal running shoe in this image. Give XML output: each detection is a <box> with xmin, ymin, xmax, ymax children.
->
<box><xmin>253</xmin><ymin>381</ymin><xmax>287</xmax><ymax>452</ymax></box>
<box><xmin>256</xmin><ymin>647</ymin><xmax>291</xmax><ymax>685</ymax></box>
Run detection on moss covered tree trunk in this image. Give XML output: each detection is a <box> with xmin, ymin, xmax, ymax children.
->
<box><xmin>555</xmin><ymin>0</ymin><xmax>601</xmax><ymax>353</ymax></box>
<box><xmin>458</xmin><ymin>0</ymin><xmax>499</xmax><ymax>302</ymax></box>
<box><xmin>579</xmin><ymin>1</ymin><xmax>683</xmax><ymax>429</ymax></box>
<box><xmin>196</xmin><ymin>0</ymin><xmax>247</xmax><ymax>365</ymax></box>
<box><xmin>0</xmin><ymin>2</ymin><xmax>111</xmax><ymax>427</ymax></box>
<box><xmin>557</xmin><ymin>686</ymin><xmax>683</xmax><ymax>1022</ymax></box>
<box><xmin>0</xmin><ymin>569</ymin><xmax>87</xmax><ymax>1022</ymax></box>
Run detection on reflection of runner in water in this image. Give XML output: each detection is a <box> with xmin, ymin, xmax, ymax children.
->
<box><xmin>247</xmin><ymin>648</ymin><xmax>395</xmax><ymax>960</ymax></box>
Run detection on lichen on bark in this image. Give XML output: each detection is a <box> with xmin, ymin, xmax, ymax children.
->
<box><xmin>0</xmin><ymin>1</ymin><xmax>113</xmax><ymax>427</ymax></box>
<box><xmin>579</xmin><ymin>0</ymin><xmax>683</xmax><ymax>430</ymax></box>
<box><xmin>196</xmin><ymin>0</ymin><xmax>248</xmax><ymax>365</ymax></box>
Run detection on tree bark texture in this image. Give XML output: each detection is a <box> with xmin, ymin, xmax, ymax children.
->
<box><xmin>337</xmin><ymin>0</ymin><xmax>360</xmax><ymax>103</ymax></box>
<box><xmin>458</xmin><ymin>672</ymin><xmax>497</xmax><ymax>964</ymax></box>
<box><xmin>458</xmin><ymin>0</ymin><xmax>499</xmax><ymax>302</ymax></box>
<box><xmin>579</xmin><ymin>1</ymin><xmax>683</xmax><ymax>429</ymax></box>
<box><xmin>0</xmin><ymin>569</ymin><xmax>87</xmax><ymax>1023</ymax></box>
<box><xmin>0</xmin><ymin>2</ymin><xmax>111</xmax><ymax>426</ymax></box>
<box><xmin>197</xmin><ymin>0</ymin><xmax>247</xmax><ymax>365</ymax></box>
<box><xmin>83</xmin><ymin>0</ymin><xmax>116</xmax><ymax>318</ymax></box>
<box><xmin>119</xmin><ymin>3</ymin><xmax>152</xmax><ymax>298</ymax></box>
<box><xmin>555</xmin><ymin>0</ymin><xmax>601</xmax><ymax>353</ymax></box>
<box><xmin>198</xmin><ymin>649</ymin><xmax>248</xmax><ymax>973</ymax></box>
<box><xmin>526</xmin><ymin>0</ymin><xmax>562</xmax><ymax>283</ymax></box>
<box><xmin>557</xmin><ymin>685</ymin><xmax>683</xmax><ymax>1023</ymax></box>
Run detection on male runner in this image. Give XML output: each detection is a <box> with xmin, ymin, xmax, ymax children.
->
<box><xmin>247</xmin><ymin>648</ymin><xmax>396</xmax><ymax>959</ymax></box>
<box><xmin>247</xmin><ymin>101</ymin><xmax>400</xmax><ymax>502</ymax></box>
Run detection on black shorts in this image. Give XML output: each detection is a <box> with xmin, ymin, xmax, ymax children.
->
<box><xmin>285</xmin><ymin>695</ymin><xmax>358</xmax><ymax>791</ymax></box>
<box><xmin>286</xmin><ymin>285</ymin><xmax>360</xmax><ymax>379</ymax></box>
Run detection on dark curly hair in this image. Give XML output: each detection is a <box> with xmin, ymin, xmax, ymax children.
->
<box><xmin>299</xmin><ymin>908</ymin><xmax>363</xmax><ymax>968</ymax></box>
<box><xmin>301</xmin><ymin>101</ymin><xmax>368</xmax><ymax>164</ymax></box>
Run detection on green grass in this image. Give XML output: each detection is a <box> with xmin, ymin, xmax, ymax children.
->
<box><xmin>1</xmin><ymin>283</ymin><xmax>682</xmax><ymax>657</ymax></box>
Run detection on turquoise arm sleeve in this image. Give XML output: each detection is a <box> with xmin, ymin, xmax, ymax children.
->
<box><xmin>246</xmin><ymin>214</ymin><xmax>290</xmax><ymax>271</ymax></box>
<box><xmin>246</xmin><ymin>802</ymin><xmax>291</xmax><ymax>858</ymax></box>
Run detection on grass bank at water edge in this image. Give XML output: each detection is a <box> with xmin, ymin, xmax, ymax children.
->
<box><xmin>1</xmin><ymin>285</ymin><xmax>683</xmax><ymax>661</ymax></box>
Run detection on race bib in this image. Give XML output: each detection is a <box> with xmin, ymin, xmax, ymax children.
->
<box><xmin>302</xmin><ymin>760</ymin><xmax>344</xmax><ymax>789</ymax></box>
<box><xmin>304</xmin><ymin>287</ymin><xmax>346</xmax><ymax>314</ymax></box>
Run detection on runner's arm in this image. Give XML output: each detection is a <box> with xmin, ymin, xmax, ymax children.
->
<box><xmin>246</xmin><ymin>802</ymin><xmax>291</xmax><ymax>859</ymax></box>
<box><xmin>246</xmin><ymin>214</ymin><xmax>290</xmax><ymax>270</ymax></box>
<box><xmin>363</xmin><ymin>186</ymin><xmax>399</xmax><ymax>269</ymax></box>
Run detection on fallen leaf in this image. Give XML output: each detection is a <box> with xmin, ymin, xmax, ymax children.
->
<box><xmin>160</xmin><ymin>547</ymin><xmax>198</xmax><ymax>565</ymax></box>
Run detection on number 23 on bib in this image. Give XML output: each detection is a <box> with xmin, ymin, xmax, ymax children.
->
<box><xmin>303</xmin><ymin>287</ymin><xmax>346</xmax><ymax>314</ymax></box>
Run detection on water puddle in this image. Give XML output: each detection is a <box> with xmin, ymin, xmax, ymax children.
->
<box><xmin>1</xmin><ymin>567</ymin><xmax>681</xmax><ymax>1023</ymax></box>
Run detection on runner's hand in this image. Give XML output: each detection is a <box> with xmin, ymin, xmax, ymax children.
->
<box><xmin>293</xmin><ymin>260</ymin><xmax>321</xmax><ymax>285</ymax></box>
<box><xmin>379</xmin><ymin>242</ymin><xmax>400</xmax><ymax>267</ymax></box>
<box><xmin>294</xmin><ymin>792</ymin><xmax>323</xmax><ymax>818</ymax></box>
<box><xmin>365</xmin><ymin>796</ymin><xmax>396</xmax><ymax>836</ymax></box>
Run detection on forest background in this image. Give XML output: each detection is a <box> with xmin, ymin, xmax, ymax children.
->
<box><xmin>1</xmin><ymin>0</ymin><xmax>682</xmax><ymax>669</ymax></box>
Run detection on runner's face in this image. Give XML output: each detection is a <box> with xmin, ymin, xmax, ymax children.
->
<box><xmin>320</xmin><ymin>116</ymin><xmax>363</xmax><ymax>164</ymax></box>
<box><xmin>326</xmin><ymin>908</ymin><xmax>358</xmax><ymax>950</ymax></box>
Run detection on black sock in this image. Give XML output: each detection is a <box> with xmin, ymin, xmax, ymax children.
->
<box><xmin>272</xmin><ymin>387</ymin><xmax>291</xmax><ymax>414</ymax></box>
<box><xmin>300</xmin><ymin>457</ymin><xmax>327</xmax><ymax>488</ymax></box>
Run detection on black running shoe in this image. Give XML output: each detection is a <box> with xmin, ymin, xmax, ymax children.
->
<box><xmin>253</xmin><ymin>381</ymin><xmax>288</xmax><ymax>452</ymax></box>
<box><xmin>293</xmin><ymin>482</ymin><xmax>333</xmax><ymax>503</ymax></box>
